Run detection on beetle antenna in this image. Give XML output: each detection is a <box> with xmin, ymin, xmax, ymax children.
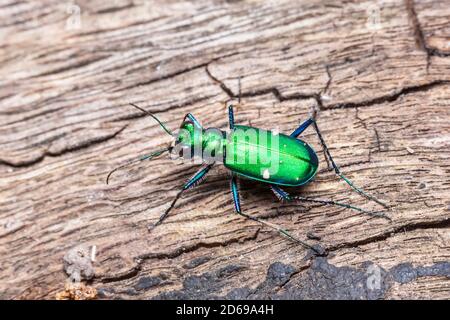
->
<box><xmin>237</xmin><ymin>76</ymin><xmax>241</xmax><ymax>103</ymax></box>
<box><xmin>106</xmin><ymin>147</ymin><xmax>170</xmax><ymax>185</ymax></box>
<box><xmin>129</xmin><ymin>103</ymin><xmax>174</xmax><ymax>137</ymax></box>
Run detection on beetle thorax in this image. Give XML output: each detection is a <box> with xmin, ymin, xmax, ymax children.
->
<box><xmin>202</xmin><ymin>128</ymin><xmax>225</xmax><ymax>163</ymax></box>
<box><xmin>173</xmin><ymin>123</ymin><xmax>224</xmax><ymax>163</ymax></box>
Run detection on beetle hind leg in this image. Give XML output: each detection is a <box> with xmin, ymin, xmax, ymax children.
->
<box><xmin>311</xmin><ymin>121</ymin><xmax>390</xmax><ymax>209</ymax></box>
<box><xmin>270</xmin><ymin>185</ymin><xmax>390</xmax><ymax>221</ymax></box>
<box><xmin>289</xmin><ymin>117</ymin><xmax>389</xmax><ymax>209</ymax></box>
<box><xmin>231</xmin><ymin>177</ymin><xmax>323</xmax><ymax>254</ymax></box>
<box><xmin>292</xmin><ymin>195</ymin><xmax>391</xmax><ymax>221</ymax></box>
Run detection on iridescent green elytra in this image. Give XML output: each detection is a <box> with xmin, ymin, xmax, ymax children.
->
<box><xmin>107</xmin><ymin>103</ymin><xmax>390</xmax><ymax>255</ymax></box>
<box><xmin>224</xmin><ymin>125</ymin><xmax>318</xmax><ymax>186</ymax></box>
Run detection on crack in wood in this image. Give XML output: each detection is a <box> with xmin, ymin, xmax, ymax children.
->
<box><xmin>326</xmin><ymin>217</ymin><xmax>450</xmax><ymax>252</ymax></box>
<box><xmin>109</xmin><ymin>96</ymin><xmax>210</xmax><ymax>123</ymax></box>
<box><xmin>205</xmin><ymin>64</ymin><xmax>318</xmax><ymax>102</ymax></box>
<box><xmin>405</xmin><ymin>0</ymin><xmax>450</xmax><ymax>70</ymax></box>
<box><xmin>95</xmin><ymin>3</ymin><xmax>135</xmax><ymax>15</ymax></box>
<box><xmin>325</xmin><ymin>80</ymin><xmax>450</xmax><ymax>109</ymax></box>
<box><xmin>322</xmin><ymin>64</ymin><xmax>332</xmax><ymax>95</ymax></box>
<box><xmin>258</xmin><ymin>218</ymin><xmax>450</xmax><ymax>295</ymax></box>
<box><xmin>97</xmin><ymin>215</ymin><xmax>449</xmax><ymax>287</ymax></box>
<box><xmin>4</xmin><ymin>62</ymin><xmax>447</xmax><ymax>170</ymax></box>
<box><xmin>0</xmin><ymin>125</ymin><xmax>128</xmax><ymax>168</ymax></box>
<box><xmin>205</xmin><ymin>64</ymin><xmax>450</xmax><ymax>112</ymax></box>
<box><xmin>30</xmin><ymin>55</ymin><xmax>110</xmax><ymax>79</ymax></box>
<box><xmin>98</xmin><ymin>228</ymin><xmax>260</xmax><ymax>284</ymax></box>
<box><xmin>118</xmin><ymin>52</ymin><xmax>239</xmax><ymax>92</ymax></box>
<box><xmin>374</xmin><ymin>128</ymin><xmax>382</xmax><ymax>153</ymax></box>
<box><xmin>2</xmin><ymin>1</ymin><xmax>449</xmax><ymax>299</ymax></box>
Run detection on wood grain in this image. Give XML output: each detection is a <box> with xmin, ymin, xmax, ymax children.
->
<box><xmin>0</xmin><ymin>0</ymin><xmax>449</xmax><ymax>299</ymax></box>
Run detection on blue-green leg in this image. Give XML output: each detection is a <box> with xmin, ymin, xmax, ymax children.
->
<box><xmin>231</xmin><ymin>176</ymin><xmax>323</xmax><ymax>254</ymax></box>
<box><xmin>230</xmin><ymin>175</ymin><xmax>241</xmax><ymax>213</ymax></box>
<box><xmin>185</xmin><ymin>113</ymin><xmax>202</xmax><ymax>129</ymax></box>
<box><xmin>311</xmin><ymin>121</ymin><xmax>389</xmax><ymax>209</ymax></box>
<box><xmin>270</xmin><ymin>185</ymin><xmax>292</xmax><ymax>201</ymax></box>
<box><xmin>290</xmin><ymin>118</ymin><xmax>389</xmax><ymax>209</ymax></box>
<box><xmin>270</xmin><ymin>185</ymin><xmax>391</xmax><ymax>221</ymax></box>
<box><xmin>228</xmin><ymin>105</ymin><xmax>235</xmax><ymax>129</ymax></box>
<box><xmin>150</xmin><ymin>163</ymin><xmax>214</xmax><ymax>229</ymax></box>
<box><xmin>290</xmin><ymin>118</ymin><xmax>314</xmax><ymax>138</ymax></box>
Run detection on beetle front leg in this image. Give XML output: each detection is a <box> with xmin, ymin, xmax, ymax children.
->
<box><xmin>149</xmin><ymin>163</ymin><xmax>214</xmax><ymax>230</ymax></box>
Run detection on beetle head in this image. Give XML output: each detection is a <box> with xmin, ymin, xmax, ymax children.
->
<box><xmin>172</xmin><ymin>114</ymin><xmax>203</xmax><ymax>159</ymax></box>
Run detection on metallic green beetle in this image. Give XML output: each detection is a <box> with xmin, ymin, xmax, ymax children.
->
<box><xmin>107</xmin><ymin>103</ymin><xmax>390</xmax><ymax>254</ymax></box>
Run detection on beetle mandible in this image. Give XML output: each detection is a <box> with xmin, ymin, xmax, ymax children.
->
<box><xmin>107</xmin><ymin>102</ymin><xmax>390</xmax><ymax>255</ymax></box>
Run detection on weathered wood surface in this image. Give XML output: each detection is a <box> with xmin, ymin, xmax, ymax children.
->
<box><xmin>0</xmin><ymin>0</ymin><xmax>449</xmax><ymax>299</ymax></box>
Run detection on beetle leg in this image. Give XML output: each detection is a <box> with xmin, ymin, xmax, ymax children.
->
<box><xmin>185</xmin><ymin>113</ymin><xmax>202</xmax><ymax>129</ymax></box>
<box><xmin>149</xmin><ymin>163</ymin><xmax>214</xmax><ymax>230</ymax></box>
<box><xmin>230</xmin><ymin>174</ymin><xmax>241</xmax><ymax>212</ymax></box>
<box><xmin>270</xmin><ymin>185</ymin><xmax>291</xmax><ymax>202</ymax></box>
<box><xmin>231</xmin><ymin>176</ymin><xmax>323</xmax><ymax>254</ymax></box>
<box><xmin>311</xmin><ymin>120</ymin><xmax>389</xmax><ymax>209</ymax></box>
<box><xmin>290</xmin><ymin>118</ymin><xmax>314</xmax><ymax>138</ymax></box>
<box><xmin>292</xmin><ymin>195</ymin><xmax>391</xmax><ymax>221</ymax></box>
<box><xmin>290</xmin><ymin>117</ymin><xmax>332</xmax><ymax>170</ymax></box>
<box><xmin>228</xmin><ymin>105</ymin><xmax>235</xmax><ymax>129</ymax></box>
<box><xmin>271</xmin><ymin>185</ymin><xmax>390</xmax><ymax>221</ymax></box>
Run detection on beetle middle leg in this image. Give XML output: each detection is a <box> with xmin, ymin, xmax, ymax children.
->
<box><xmin>290</xmin><ymin>118</ymin><xmax>389</xmax><ymax>209</ymax></box>
<box><xmin>149</xmin><ymin>163</ymin><xmax>214</xmax><ymax>230</ymax></box>
<box><xmin>230</xmin><ymin>176</ymin><xmax>324</xmax><ymax>255</ymax></box>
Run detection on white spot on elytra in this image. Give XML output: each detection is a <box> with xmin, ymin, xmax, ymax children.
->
<box><xmin>262</xmin><ymin>169</ymin><xmax>270</xmax><ymax>179</ymax></box>
<box><xmin>272</xmin><ymin>128</ymin><xmax>279</xmax><ymax>136</ymax></box>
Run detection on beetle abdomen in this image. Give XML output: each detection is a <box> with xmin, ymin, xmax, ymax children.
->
<box><xmin>224</xmin><ymin>125</ymin><xmax>318</xmax><ymax>186</ymax></box>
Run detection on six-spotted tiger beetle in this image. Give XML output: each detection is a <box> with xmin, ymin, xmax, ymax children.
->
<box><xmin>107</xmin><ymin>101</ymin><xmax>390</xmax><ymax>255</ymax></box>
